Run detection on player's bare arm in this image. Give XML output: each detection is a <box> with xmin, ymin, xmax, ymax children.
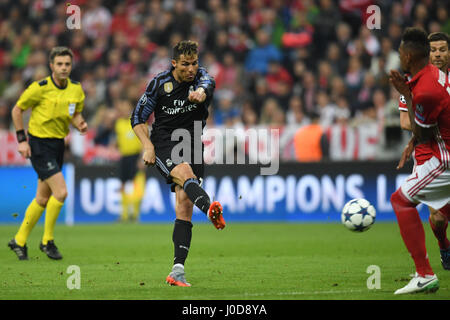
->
<box><xmin>399</xmin><ymin>111</ymin><xmax>412</xmax><ymax>131</ymax></box>
<box><xmin>71</xmin><ymin>112</ymin><xmax>88</xmax><ymax>134</ymax></box>
<box><xmin>390</xmin><ymin>70</ymin><xmax>414</xmax><ymax>132</ymax></box>
<box><xmin>11</xmin><ymin>105</ymin><xmax>31</xmax><ymax>158</ymax></box>
<box><xmin>132</xmin><ymin>123</ymin><xmax>155</xmax><ymax>166</ymax></box>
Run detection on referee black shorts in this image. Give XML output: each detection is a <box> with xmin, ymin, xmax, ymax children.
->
<box><xmin>152</xmin><ymin>139</ymin><xmax>204</xmax><ymax>193</ymax></box>
<box><xmin>118</xmin><ymin>153</ymin><xmax>140</xmax><ymax>183</ymax></box>
<box><xmin>28</xmin><ymin>133</ymin><xmax>65</xmax><ymax>181</ymax></box>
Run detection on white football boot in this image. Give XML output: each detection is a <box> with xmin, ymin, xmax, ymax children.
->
<box><xmin>394</xmin><ymin>273</ymin><xmax>439</xmax><ymax>295</ymax></box>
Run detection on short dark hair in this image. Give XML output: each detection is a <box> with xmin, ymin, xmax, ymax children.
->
<box><xmin>428</xmin><ymin>32</ymin><xmax>449</xmax><ymax>47</ymax></box>
<box><xmin>172</xmin><ymin>40</ymin><xmax>198</xmax><ymax>61</ymax></box>
<box><xmin>49</xmin><ymin>46</ymin><xmax>74</xmax><ymax>63</ymax></box>
<box><xmin>401</xmin><ymin>27</ymin><xmax>430</xmax><ymax>59</ymax></box>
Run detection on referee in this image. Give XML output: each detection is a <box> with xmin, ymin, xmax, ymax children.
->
<box><xmin>8</xmin><ymin>47</ymin><xmax>87</xmax><ymax>260</ymax></box>
<box><xmin>131</xmin><ymin>40</ymin><xmax>225</xmax><ymax>286</ymax></box>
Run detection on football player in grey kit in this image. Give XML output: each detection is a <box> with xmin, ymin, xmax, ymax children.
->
<box><xmin>131</xmin><ymin>40</ymin><xmax>225</xmax><ymax>287</ymax></box>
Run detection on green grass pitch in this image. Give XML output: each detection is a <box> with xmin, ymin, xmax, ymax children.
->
<box><xmin>0</xmin><ymin>222</ymin><xmax>449</xmax><ymax>300</ymax></box>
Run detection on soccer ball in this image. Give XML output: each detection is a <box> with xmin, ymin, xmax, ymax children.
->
<box><xmin>341</xmin><ymin>198</ymin><xmax>376</xmax><ymax>232</ymax></box>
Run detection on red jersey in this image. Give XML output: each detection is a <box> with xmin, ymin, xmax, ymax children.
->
<box><xmin>408</xmin><ymin>64</ymin><xmax>450</xmax><ymax>167</ymax></box>
<box><xmin>399</xmin><ymin>69</ymin><xmax>449</xmax><ymax>111</ymax></box>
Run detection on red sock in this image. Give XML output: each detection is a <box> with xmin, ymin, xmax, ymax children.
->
<box><xmin>391</xmin><ymin>189</ymin><xmax>434</xmax><ymax>276</ymax></box>
<box><xmin>429</xmin><ymin>212</ymin><xmax>450</xmax><ymax>251</ymax></box>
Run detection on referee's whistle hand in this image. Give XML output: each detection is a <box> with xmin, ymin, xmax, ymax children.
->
<box><xmin>18</xmin><ymin>141</ymin><xmax>31</xmax><ymax>158</ymax></box>
<box><xmin>77</xmin><ymin>121</ymin><xmax>88</xmax><ymax>135</ymax></box>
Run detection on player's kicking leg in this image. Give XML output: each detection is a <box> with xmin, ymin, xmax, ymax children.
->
<box><xmin>208</xmin><ymin>201</ymin><xmax>225</xmax><ymax>230</ymax></box>
<box><xmin>169</xmin><ymin>163</ymin><xmax>226</xmax><ymax>230</ymax></box>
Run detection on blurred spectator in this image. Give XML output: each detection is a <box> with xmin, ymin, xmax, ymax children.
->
<box><xmin>245</xmin><ymin>28</ymin><xmax>282</xmax><ymax>75</ymax></box>
<box><xmin>251</xmin><ymin>77</ymin><xmax>272</xmax><ymax>118</ymax></box>
<box><xmin>259</xmin><ymin>97</ymin><xmax>283</xmax><ymax>126</ymax></box>
<box><xmin>147</xmin><ymin>46</ymin><xmax>171</xmax><ymax>80</ymax></box>
<box><xmin>300</xmin><ymin>71</ymin><xmax>317</xmax><ymax>116</ymax></box>
<box><xmin>316</xmin><ymin>90</ymin><xmax>337</xmax><ymax>128</ymax></box>
<box><xmin>172</xmin><ymin>0</ymin><xmax>193</xmax><ymax>38</ymax></box>
<box><xmin>326</xmin><ymin>42</ymin><xmax>347</xmax><ymax>75</ymax></box>
<box><xmin>241</xmin><ymin>100</ymin><xmax>258</xmax><ymax>127</ymax></box>
<box><xmin>293</xmin><ymin>111</ymin><xmax>328</xmax><ymax>162</ymax></box>
<box><xmin>0</xmin><ymin>0</ymin><xmax>448</xmax><ymax>164</ymax></box>
<box><xmin>286</xmin><ymin>95</ymin><xmax>309</xmax><ymax>126</ymax></box>
<box><xmin>355</xmin><ymin>72</ymin><xmax>376</xmax><ymax>114</ymax></box>
<box><xmin>213</xmin><ymin>89</ymin><xmax>241</xmax><ymax>127</ymax></box>
<box><xmin>313</xmin><ymin>0</ymin><xmax>341</xmax><ymax>56</ymax></box>
<box><xmin>265</xmin><ymin>60</ymin><xmax>293</xmax><ymax>100</ymax></box>
<box><xmin>82</xmin><ymin>0</ymin><xmax>112</xmax><ymax>40</ymax></box>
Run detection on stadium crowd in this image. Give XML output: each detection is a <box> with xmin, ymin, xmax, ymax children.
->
<box><xmin>0</xmin><ymin>0</ymin><xmax>449</xmax><ymax>163</ymax></box>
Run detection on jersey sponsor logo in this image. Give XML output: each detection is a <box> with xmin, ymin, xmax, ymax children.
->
<box><xmin>161</xmin><ymin>104</ymin><xmax>198</xmax><ymax>115</ymax></box>
<box><xmin>68</xmin><ymin>103</ymin><xmax>76</xmax><ymax>116</ymax></box>
<box><xmin>164</xmin><ymin>82</ymin><xmax>173</xmax><ymax>93</ymax></box>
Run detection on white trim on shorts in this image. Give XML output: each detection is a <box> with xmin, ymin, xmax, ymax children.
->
<box><xmin>400</xmin><ymin>156</ymin><xmax>450</xmax><ymax>210</ymax></box>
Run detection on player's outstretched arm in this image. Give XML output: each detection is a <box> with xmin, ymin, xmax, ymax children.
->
<box><xmin>132</xmin><ymin>123</ymin><xmax>155</xmax><ymax>166</ymax></box>
<box><xmin>11</xmin><ymin>105</ymin><xmax>31</xmax><ymax>158</ymax></box>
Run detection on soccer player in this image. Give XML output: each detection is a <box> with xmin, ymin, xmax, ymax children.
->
<box><xmin>8</xmin><ymin>47</ymin><xmax>87</xmax><ymax>260</ymax></box>
<box><xmin>131</xmin><ymin>40</ymin><xmax>225</xmax><ymax>287</ymax></box>
<box><xmin>397</xmin><ymin>32</ymin><xmax>450</xmax><ymax>271</ymax></box>
<box><xmin>114</xmin><ymin>100</ymin><xmax>146</xmax><ymax>222</ymax></box>
<box><xmin>389</xmin><ymin>28</ymin><xmax>450</xmax><ymax>294</ymax></box>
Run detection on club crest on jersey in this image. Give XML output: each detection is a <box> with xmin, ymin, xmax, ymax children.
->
<box><xmin>68</xmin><ymin>103</ymin><xmax>76</xmax><ymax>116</ymax></box>
<box><xmin>416</xmin><ymin>104</ymin><xmax>424</xmax><ymax>114</ymax></box>
<box><xmin>164</xmin><ymin>82</ymin><xmax>173</xmax><ymax>93</ymax></box>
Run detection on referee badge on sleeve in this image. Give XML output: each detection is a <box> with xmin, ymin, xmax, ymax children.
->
<box><xmin>68</xmin><ymin>103</ymin><xmax>76</xmax><ymax>116</ymax></box>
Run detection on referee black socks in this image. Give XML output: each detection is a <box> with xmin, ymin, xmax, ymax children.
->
<box><xmin>173</xmin><ymin>219</ymin><xmax>193</xmax><ymax>266</ymax></box>
<box><xmin>183</xmin><ymin>178</ymin><xmax>210</xmax><ymax>214</ymax></box>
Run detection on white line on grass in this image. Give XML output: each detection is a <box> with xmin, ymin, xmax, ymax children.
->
<box><xmin>176</xmin><ymin>289</ymin><xmax>370</xmax><ymax>299</ymax></box>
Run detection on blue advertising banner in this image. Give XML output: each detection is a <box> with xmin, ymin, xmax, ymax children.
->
<box><xmin>0</xmin><ymin>166</ymin><xmax>67</xmax><ymax>224</ymax></box>
<box><xmin>0</xmin><ymin>162</ymin><xmax>430</xmax><ymax>224</ymax></box>
<box><xmin>66</xmin><ymin>162</ymin><xmax>429</xmax><ymax>224</ymax></box>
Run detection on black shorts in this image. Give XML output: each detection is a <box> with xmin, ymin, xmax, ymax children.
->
<box><xmin>119</xmin><ymin>154</ymin><xmax>140</xmax><ymax>183</ymax></box>
<box><xmin>152</xmin><ymin>136</ymin><xmax>204</xmax><ymax>192</ymax></box>
<box><xmin>28</xmin><ymin>133</ymin><xmax>65</xmax><ymax>181</ymax></box>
